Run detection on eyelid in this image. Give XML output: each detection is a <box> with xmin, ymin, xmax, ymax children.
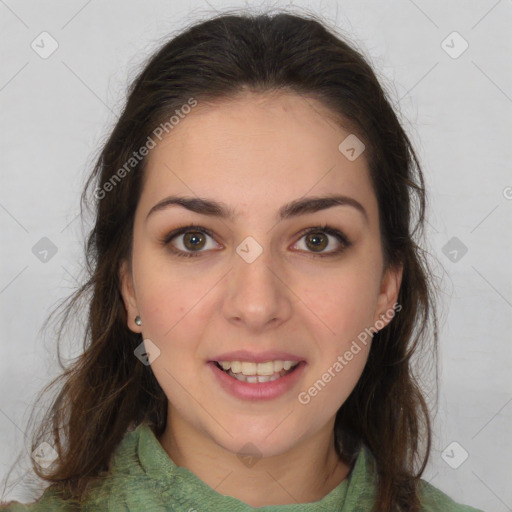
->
<box><xmin>160</xmin><ymin>224</ymin><xmax>351</xmax><ymax>258</ymax></box>
<box><xmin>160</xmin><ymin>224</ymin><xmax>217</xmax><ymax>246</ymax></box>
<box><xmin>160</xmin><ymin>224</ymin><xmax>222</xmax><ymax>258</ymax></box>
<box><xmin>291</xmin><ymin>225</ymin><xmax>350</xmax><ymax>257</ymax></box>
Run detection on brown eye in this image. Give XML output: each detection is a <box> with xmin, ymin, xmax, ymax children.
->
<box><xmin>182</xmin><ymin>231</ymin><xmax>207</xmax><ymax>251</ymax></box>
<box><xmin>304</xmin><ymin>232</ymin><xmax>328</xmax><ymax>252</ymax></box>
<box><xmin>162</xmin><ymin>224</ymin><xmax>350</xmax><ymax>259</ymax></box>
<box><xmin>293</xmin><ymin>226</ymin><xmax>351</xmax><ymax>257</ymax></box>
<box><xmin>161</xmin><ymin>225</ymin><xmax>220</xmax><ymax>258</ymax></box>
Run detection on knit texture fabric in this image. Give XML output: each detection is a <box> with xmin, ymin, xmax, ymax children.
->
<box><xmin>1</xmin><ymin>423</ymin><xmax>485</xmax><ymax>511</ymax></box>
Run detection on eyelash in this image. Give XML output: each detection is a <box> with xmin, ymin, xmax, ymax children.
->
<box><xmin>160</xmin><ymin>224</ymin><xmax>351</xmax><ymax>259</ymax></box>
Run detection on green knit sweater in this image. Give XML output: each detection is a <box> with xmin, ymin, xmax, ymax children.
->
<box><xmin>1</xmin><ymin>424</ymin><xmax>484</xmax><ymax>511</ymax></box>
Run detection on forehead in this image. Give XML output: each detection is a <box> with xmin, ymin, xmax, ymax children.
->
<box><xmin>139</xmin><ymin>91</ymin><xmax>377</xmax><ymax>222</ymax></box>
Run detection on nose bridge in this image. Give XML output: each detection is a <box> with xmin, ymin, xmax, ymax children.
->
<box><xmin>222</xmin><ymin>236</ymin><xmax>292</xmax><ymax>329</ymax></box>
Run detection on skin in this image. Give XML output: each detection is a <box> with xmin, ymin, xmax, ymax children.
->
<box><xmin>120</xmin><ymin>91</ymin><xmax>402</xmax><ymax>507</ymax></box>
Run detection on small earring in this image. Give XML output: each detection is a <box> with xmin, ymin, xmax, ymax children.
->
<box><xmin>134</xmin><ymin>315</ymin><xmax>142</xmax><ymax>326</ymax></box>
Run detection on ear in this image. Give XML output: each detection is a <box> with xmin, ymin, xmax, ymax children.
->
<box><xmin>119</xmin><ymin>259</ymin><xmax>142</xmax><ymax>333</ymax></box>
<box><xmin>373</xmin><ymin>263</ymin><xmax>403</xmax><ymax>329</ymax></box>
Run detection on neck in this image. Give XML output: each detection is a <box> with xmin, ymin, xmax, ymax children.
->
<box><xmin>157</xmin><ymin>412</ymin><xmax>352</xmax><ymax>507</ymax></box>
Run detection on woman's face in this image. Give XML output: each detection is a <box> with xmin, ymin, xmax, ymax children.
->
<box><xmin>120</xmin><ymin>91</ymin><xmax>401</xmax><ymax>458</ymax></box>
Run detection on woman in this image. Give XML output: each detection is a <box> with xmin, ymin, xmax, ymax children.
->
<box><xmin>1</xmin><ymin>11</ymin><xmax>484</xmax><ymax>512</ymax></box>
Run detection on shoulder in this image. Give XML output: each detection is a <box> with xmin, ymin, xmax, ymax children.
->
<box><xmin>354</xmin><ymin>445</ymin><xmax>485</xmax><ymax>512</ymax></box>
<box><xmin>0</xmin><ymin>487</ymin><xmax>74</xmax><ymax>511</ymax></box>
<box><xmin>418</xmin><ymin>479</ymin><xmax>486</xmax><ymax>512</ymax></box>
<box><xmin>0</xmin><ymin>424</ymin><xmax>147</xmax><ymax>512</ymax></box>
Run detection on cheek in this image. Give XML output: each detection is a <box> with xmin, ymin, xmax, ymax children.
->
<box><xmin>132</xmin><ymin>248</ymin><xmax>206</xmax><ymax>338</ymax></box>
<box><xmin>137</xmin><ymin>281</ymin><xmax>182</xmax><ymax>338</ymax></box>
<box><xmin>296</xmin><ymin>330</ymin><xmax>371</xmax><ymax>425</ymax></box>
<box><xmin>136</xmin><ymin>275</ymin><xmax>203</xmax><ymax>396</ymax></box>
<box><xmin>296</xmin><ymin>274</ymin><xmax>376</xmax><ymax>417</ymax></box>
<box><xmin>299</xmin><ymin>262</ymin><xmax>382</xmax><ymax>340</ymax></box>
<box><xmin>132</xmin><ymin>257</ymin><xmax>222</xmax><ymax>382</ymax></box>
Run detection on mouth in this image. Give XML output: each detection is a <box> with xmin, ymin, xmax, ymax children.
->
<box><xmin>213</xmin><ymin>359</ymin><xmax>301</xmax><ymax>383</ymax></box>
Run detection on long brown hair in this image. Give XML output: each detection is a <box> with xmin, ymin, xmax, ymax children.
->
<box><xmin>2</xmin><ymin>10</ymin><xmax>438</xmax><ymax>511</ymax></box>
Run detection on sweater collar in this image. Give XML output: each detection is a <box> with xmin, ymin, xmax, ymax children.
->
<box><xmin>128</xmin><ymin>423</ymin><xmax>375</xmax><ymax>510</ymax></box>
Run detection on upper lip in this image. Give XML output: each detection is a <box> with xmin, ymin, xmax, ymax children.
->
<box><xmin>210</xmin><ymin>350</ymin><xmax>305</xmax><ymax>363</ymax></box>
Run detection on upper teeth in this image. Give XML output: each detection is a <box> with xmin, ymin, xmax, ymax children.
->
<box><xmin>219</xmin><ymin>360</ymin><xmax>298</xmax><ymax>376</ymax></box>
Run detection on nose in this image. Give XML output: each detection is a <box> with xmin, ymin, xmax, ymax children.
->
<box><xmin>221</xmin><ymin>244</ymin><xmax>293</xmax><ymax>333</ymax></box>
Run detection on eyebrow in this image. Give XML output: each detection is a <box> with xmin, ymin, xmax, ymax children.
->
<box><xmin>146</xmin><ymin>194</ymin><xmax>368</xmax><ymax>223</ymax></box>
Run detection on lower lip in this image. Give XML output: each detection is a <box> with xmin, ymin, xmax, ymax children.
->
<box><xmin>208</xmin><ymin>361</ymin><xmax>306</xmax><ymax>401</ymax></box>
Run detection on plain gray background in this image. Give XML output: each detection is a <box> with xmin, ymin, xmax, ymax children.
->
<box><xmin>1</xmin><ymin>1</ymin><xmax>511</xmax><ymax>510</ymax></box>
